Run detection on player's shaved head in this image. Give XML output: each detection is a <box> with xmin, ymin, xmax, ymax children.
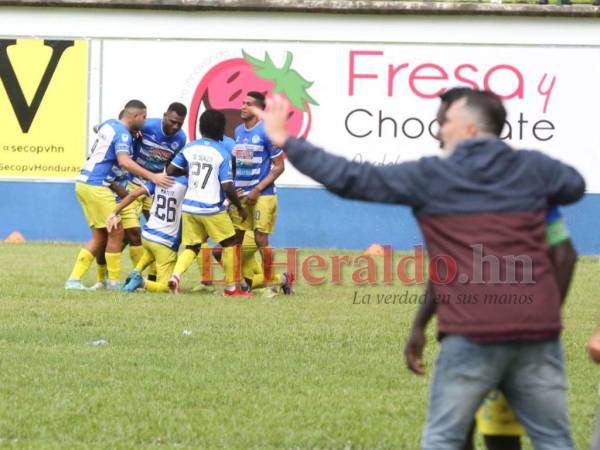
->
<box><xmin>121</xmin><ymin>99</ymin><xmax>147</xmax><ymax>132</ymax></box>
<box><xmin>199</xmin><ymin>109</ymin><xmax>225</xmax><ymax>142</ymax></box>
<box><xmin>123</xmin><ymin>99</ymin><xmax>146</xmax><ymax>112</ymax></box>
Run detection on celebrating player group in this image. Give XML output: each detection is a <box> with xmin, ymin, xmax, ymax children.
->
<box><xmin>65</xmin><ymin>91</ymin><xmax>294</xmax><ymax>297</ymax></box>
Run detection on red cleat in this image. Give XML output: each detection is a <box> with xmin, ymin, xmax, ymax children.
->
<box><xmin>281</xmin><ymin>272</ymin><xmax>295</xmax><ymax>295</ymax></box>
<box><xmin>224</xmin><ymin>288</ymin><xmax>253</xmax><ymax>298</ymax></box>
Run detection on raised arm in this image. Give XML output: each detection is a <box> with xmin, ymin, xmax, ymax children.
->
<box><xmin>252</xmin><ymin>95</ymin><xmax>428</xmax><ymax>207</ymax></box>
<box><xmin>284</xmin><ymin>138</ymin><xmax>428</xmax><ymax>206</ymax></box>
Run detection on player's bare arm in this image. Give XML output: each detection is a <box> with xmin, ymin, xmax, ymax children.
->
<box><xmin>106</xmin><ymin>187</ymin><xmax>147</xmax><ymax>231</ymax></box>
<box><xmin>549</xmin><ymin>239</ymin><xmax>577</xmax><ymax>304</ymax></box>
<box><xmin>223</xmin><ymin>181</ymin><xmax>248</xmax><ymax>222</ymax></box>
<box><xmin>247</xmin><ymin>155</ymin><xmax>284</xmax><ymax>205</ymax></box>
<box><xmin>117</xmin><ymin>152</ymin><xmax>174</xmax><ymax>188</ymax></box>
<box><xmin>166</xmin><ymin>162</ymin><xmax>186</xmax><ymax>177</ymax></box>
<box><xmin>109</xmin><ymin>180</ymin><xmax>129</xmax><ymax>201</ymax></box>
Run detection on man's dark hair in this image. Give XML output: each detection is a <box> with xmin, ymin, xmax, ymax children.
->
<box><xmin>167</xmin><ymin>102</ymin><xmax>187</xmax><ymax>117</ymax></box>
<box><xmin>439</xmin><ymin>87</ymin><xmax>473</xmax><ymax>106</ymax></box>
<box><xmin>124</xmin><ymin>99</ymin><xmax>146</xmax><ymax>111</ymax></box>
<box><xmin>462</xmin><ymin>90</ymin><xmax>506</xmax><ymax>137</ymax></box>
<box><xmin>247</xmin><ymin>91</ymin><xmax>266</xmax><ymax>109</ymax></box>
<box><xmin>199</xmin><ymin>109</ymin><xmax>225</xmax><ymax>141</ymax></box>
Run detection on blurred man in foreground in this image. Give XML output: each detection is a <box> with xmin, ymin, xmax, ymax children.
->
<box><xmin>252</xmin><ymin>91</ymin><xmax>585</xmax><ymax>450</ymax></box>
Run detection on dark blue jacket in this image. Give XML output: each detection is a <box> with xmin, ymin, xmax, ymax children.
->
<box><xmin>284</xmin><ymin>137</ymin><xmax>585</xmax><ymax>340</ymax></box>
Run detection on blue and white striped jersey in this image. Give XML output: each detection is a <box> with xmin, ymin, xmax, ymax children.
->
<box><xmin>141</xmin><ymin>176</ymin><xmax>188</xmax><ymax>251</ymax></box>
<box><xmin>171</xmin><ymin>138</ymin><xmax>232</xmax><ymax>216</ymax></box>
<box><xmin>232</xmin><ymin>121</ymin><xmax>282</xmax><ymax>196</ymax></box>
<box><xmin>77</xmin><ymin>119</ymin><xmax>132</xmax><ymax>186</ymax></box>
<box><xmin>130</xmin><ymin>118</ymin><xmax>187</xmax><ymax>185</ymax></box>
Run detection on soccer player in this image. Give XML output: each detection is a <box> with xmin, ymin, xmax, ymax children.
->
<box><xmin>192</xmin><ymin>134</ymin><xmax>236</xmax><ymax>292</ymax></box>
<box><xmin>229</xmin><ymin>91</ymin><xmax>287</xmax><ymax>287</ymax></box>
<box><xmin>120</xmin><ymin>103</ymin><xmax>188</xmax><ymax>271</ymax></box>
<box><xmin>194</xmin><ymin>130</ymin><xmax>293</xmax><ymax>295</ymax></box>
<box><xmin>165</xmin><ymin>109</ymin><xmax>249</xmax><ymax>296</ymax></box>
<box><xmin>106</xmin><ymin>174</ymin><xmax>188</xmax><ymax>293</ymax></box>
<box><xmin>65</xmin><ymin>99</ymin><xmax>173</xmax><ymax>290</ymax></box>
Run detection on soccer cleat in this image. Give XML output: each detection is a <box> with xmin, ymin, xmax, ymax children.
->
<box><xmin>281</xmin><ymin>272</ymin><xmax>295</xmax><ymax>295</ymax></box>
<box><xmin>223</xmin><ymin>288</ymin><xmax>253</xmax><ymax>298</ymax></box>
<box><xmin>107</xmin><ymin>281</ymin><xmax>122</xmax><ymax>290</ymax></box>
<box><xmin>89</xmin><ymin>280</ymin><xmax>107</xmax><ymax>290</ymax></box>
<box><xmin>192</xmin><ymin>282</ymin><xmax>216</xmax><ymax>294</ymax></box>
<box><xmin>121</xmin><ymin>271</ymin><xmax>143</xmax><ymax>293</ymax></box>
<box><xmin>168</xmin><ymin>275</ymin><xmax>181</xmax><ymax>295</ymax></box>
<box><xmin>64</xmin><ymin>279</ymin><xmax>89</xmax><ymax>291</ymax></box>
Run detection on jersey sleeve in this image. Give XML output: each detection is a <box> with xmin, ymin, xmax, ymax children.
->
<box><xmin>219</xmin><ymin>153</ymin><xmax>233</xmax><ymax>183</ymax></box>
<box><xmin>171</xmin><ymin>148</ymin><xmax>188</xmax><ymax>170</ymax></box>
<box><xmin>545</xmin><ymin>206</ymin><xmax>571</xmax><ymax>246</ymax></box>
<box><xmin>114</xmin><ymin>130</ymin><xmax>133</xmax><ymax>155</ymax></box>
<box><xmin>222</xmin><ymin>136</ymin><xmax>235</xmax><ymax>155</ymax></box>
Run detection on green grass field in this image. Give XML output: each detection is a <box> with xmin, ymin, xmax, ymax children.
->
<box><xmin>1</xmin><ymin>242</ymin><xmax>599</xmax><ymax>449</ymax></box>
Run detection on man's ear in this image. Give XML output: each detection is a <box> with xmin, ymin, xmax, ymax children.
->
<box><xmin>468</xmin><ymin>122</ymin><xmax>479</xmax><ymax>137</ymax></box>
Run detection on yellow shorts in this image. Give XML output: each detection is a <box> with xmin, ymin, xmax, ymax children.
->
<box><xmin>113</xmin><ymin>181</ymin><xmax>151</xmax><ymax>229</ymax></box>
<box><xmin>120</xmin><ymin>200</ymin><xmax>143</xmax><ymax>230</ymax></box>
<box><xmin>182</xmin><ymin>211</ymin><xmax>235</xmax><ymax>246</ymax></box>
<box><xmin>127</xmin><ymin>181</ymin><xmax>153</xmax><ymax>210</ymax></box>
<box><xmin>142</xmin><ymin>238</ymin><xmax>177</xmax><ymax>285</ymax></box>
<box><xmin>76</xmin><ymin>182</ymin><xmax>117</xmax><ymax>229</ymax></box>
<box><xmin>476</xmin><ymin>390</ymin><xmax>526</xmax><ymax>436</ymax></box>
<box><xmin>229</xmin><ymin>195</ymin><xmax>277</xmax><ymax>234</ymax></box>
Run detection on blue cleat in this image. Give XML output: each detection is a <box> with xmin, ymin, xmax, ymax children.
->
<box><xmin>121</xmin><ymin>271</ymin><xmax>143</xmax><ymax>292</ymax></box>
<box><xmin>64</xmin><ymin>279</ymin><xmax>89</xmax><ymax>291</ymax></box>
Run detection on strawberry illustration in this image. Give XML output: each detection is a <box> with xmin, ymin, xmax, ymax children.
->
<box><xmin>188</xmin><ymin>50</ymin><xmax>318</xmax><ymax>140</ymax></box>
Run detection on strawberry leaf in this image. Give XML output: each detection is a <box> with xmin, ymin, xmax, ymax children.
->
<box><xmin>242</xmin><ymin>50</ymin><xmax>319</xmax><ymax>112</ymax></box>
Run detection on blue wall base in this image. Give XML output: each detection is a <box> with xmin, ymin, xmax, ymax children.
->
<box><xmin>1</xmin><ymin>182</ymin><xmax>598</xmax><ymax>254</ymax></box>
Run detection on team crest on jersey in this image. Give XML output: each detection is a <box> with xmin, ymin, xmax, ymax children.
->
<box><xmin>121</xmin><ymin>133</ymin><xmax>129</xmax><ymax>142</ymax></box>
<box><xmin>171</xmin><ymin>142</ymin><xmax>180</xmax><ymax>150</ymax></box>
<box><xmin>251</xmin><ymin>135</ymin><xmax>261</xmax><ymax>144</ymax></box>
